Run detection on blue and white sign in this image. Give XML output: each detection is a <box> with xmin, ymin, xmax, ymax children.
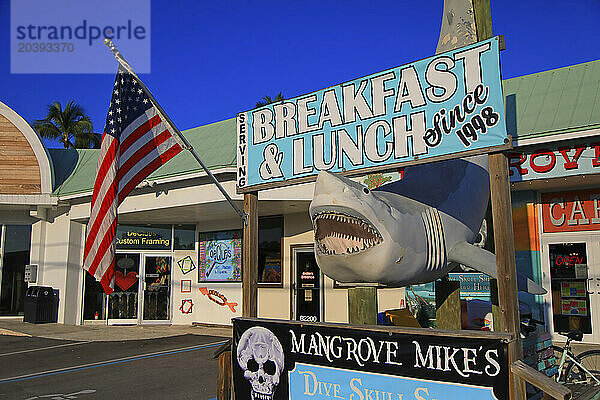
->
<box><xmin>289</xmin><ymin>363</ymin><xmax>497</xmax><ymax>400</ymax></box>
<box><xmin>237</xmin><ymin>36</ymin><xmax>508</xmax><ymax>191</ymax></box>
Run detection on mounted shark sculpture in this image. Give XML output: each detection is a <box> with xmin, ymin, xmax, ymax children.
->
<box><xmin>309</xmin><ymin>0</ymin><xmax>544</xmax><ymax>295</ymax></box>
<box><xmin>309</xmin><ymin>160</ymin><xmax>545</xmax><ymax>295</ymax></box>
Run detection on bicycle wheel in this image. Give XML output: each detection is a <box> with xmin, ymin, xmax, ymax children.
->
<box><xmin>564</xmin><ymin>350</ymin><xmax>600</xmax><ymax>384</ymax></box>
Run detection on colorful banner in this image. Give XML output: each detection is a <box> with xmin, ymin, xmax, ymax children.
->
<box><xmin>198</xmin><ymin>230</ymin><xmax>242</xmax><ymax>282</ymax></box>
<box><xmin>237</xmin><ymin>36</ymin><xmax>508</xmax><ymax>191</ymax></box>
<box><xmin>233</xmin><ymin>318</ymin><xmax>510</xmax><ymax>400</ymax></box>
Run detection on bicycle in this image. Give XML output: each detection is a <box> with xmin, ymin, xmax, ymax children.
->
<box><xmin>520</xmin><ymin>318</ymin><xmax>600</xmax><ymax>386</ymax></box>
<box><xmin>552</xmin><ymin>330</ymin><xmax>600</xmax><ymax>385</ymax></box>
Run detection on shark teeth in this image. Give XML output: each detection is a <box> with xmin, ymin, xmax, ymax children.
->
<box><xmin>313</xmin><ymin>212</ymin><xmax>383</xmax><ymax>255</ymax></box>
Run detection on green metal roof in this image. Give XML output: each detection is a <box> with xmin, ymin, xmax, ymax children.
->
<box><xmin>49</xmin><ymin>60</ymin><xmax>600</xmax><ymax>197</ymax></box>
<box><xmin>50</xmin><ymin>118</ymin><xmax>236</xmax><ymax>197</ymax></box>
<box><xmin>503</xmin><ymin>59</ymin><xmax>600</xmax><ymax>141</ymax></box>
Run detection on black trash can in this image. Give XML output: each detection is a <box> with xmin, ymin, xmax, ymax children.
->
<box><xmin>23</xmin><ymin>286</ymin><xmax>58</xmax><ymax>324</ymax></box>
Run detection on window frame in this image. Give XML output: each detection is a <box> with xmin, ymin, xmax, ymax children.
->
<box><xmin>257</xmin><ymin>215</ymin><xmax>284</xmax><ymax>288</ymax></box>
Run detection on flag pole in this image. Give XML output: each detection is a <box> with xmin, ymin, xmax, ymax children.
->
<box><xmin>103</xmin><ymin>38</ymin><xmax>248</xmax><ymax>225</ymax></box>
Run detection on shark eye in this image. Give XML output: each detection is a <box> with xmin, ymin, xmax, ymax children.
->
<box><xmin>363</xmin><ymin>187</ymin><xmax>370</xmax><ymax>195</ymax></box>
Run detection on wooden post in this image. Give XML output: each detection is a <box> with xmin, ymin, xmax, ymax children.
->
<box><xmin>472</xmin><ymin>1</ymin><xmax>525</xmax><ymax>398</ymax></box>
<box><xmin>242</xmin><ymin>192</ymin><xmax>258</xmax><ymax>317</ymax></box>
<box><xmin>217</xmin><ymin>350</ymin><xmax>232</xmax><ymax>400</ymax></box>
<box><xmin>348</xmin><ymin>287</ymin><xmax>378</xmax><ymax>325</ymax></box>
<box><xmin>490</xmin><ymin>278</ymin><xmax>501</xmax><ymax>331</ymax></box>
<box><xmin>435</xmin><ymin>280</ymin><xmax>461</xmax><ymax>330</ymax></box>
<box><xmin>489</xmin><ymin>153</ymin><xmax>525</xmax><ymax>399</ymax></box>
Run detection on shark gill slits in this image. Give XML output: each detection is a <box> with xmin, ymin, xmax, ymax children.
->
<box><xmin>312</xmin><ymin>212</ymin><xmax>382</xmax><ymax>255</ymax></box>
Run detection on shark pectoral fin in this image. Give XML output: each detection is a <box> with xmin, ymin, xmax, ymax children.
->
<box><xmin>448</xmin><ymin>242</ymin><xmax>547</xmax><ymax>295</ymax></box>
<box><xmin>516</xmin><ymin>274</ymin><xmax>547</xmax><ymax>295</ymax></box>
<box><xmin>448</xmin><ymin>241</ymin><xmax>497</xmax><ymax>277</ymax></box>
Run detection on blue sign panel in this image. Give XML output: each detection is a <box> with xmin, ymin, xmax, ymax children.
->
<box><xmin>289</xmin><ymin>363</ymin><xmax>497</xmax><ymax>400</ymax></box>
<box><xmin>448</xmin><ymin>272</ymin><xmax>490</xmax><ymax>296</ymax></box>
<box><xmin>237</xmin><ymin>36</ymin><xmax>508</xmax><ymax>191</ymax></box>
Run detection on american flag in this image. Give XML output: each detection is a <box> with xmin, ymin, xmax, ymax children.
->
<box><xmin>83</xmin><ymin>66</ymin><xmax>183</xmax><ymax>293</ymax></box>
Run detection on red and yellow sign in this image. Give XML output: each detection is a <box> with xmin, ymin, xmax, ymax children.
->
<box><xmin>541</xmin><ymin>189</ymin><xmax>600</xmax><ymax>233</ymax></box>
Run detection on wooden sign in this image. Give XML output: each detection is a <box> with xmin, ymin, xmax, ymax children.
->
<box><xmin>233</xmin><ymin>318</ymin><xmax>512</xmax><ymax>400</ymax></box>
<box><xmin>237</xmin><ymin>36</ymin><xmax>510</xmax><ymax>192</ymax></box>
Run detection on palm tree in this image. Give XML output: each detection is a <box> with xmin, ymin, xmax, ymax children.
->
<box><xmin>34</xmin><ymin>101</ymin><xmax>98</xmax><ymax>149</ymax></box>
<box><xmin>255</xmin><ymin>92</ymin><xmax>284</xmax><ymax>108</ymax></box>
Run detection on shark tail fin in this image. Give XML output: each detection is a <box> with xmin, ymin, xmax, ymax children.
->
<box><xmin>448</xmin><ymin>241</ymin><xmax>546</xmax><ymax>295</ymax></box>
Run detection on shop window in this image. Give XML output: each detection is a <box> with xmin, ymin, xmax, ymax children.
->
<box><xmin>198</xmin><ymin>230</ymin><xmax>242</xmax><ymax>282</ymax></box>
<box><xmin>0</xmin><ymin>225</ymin><xmax>31</xmax><ymax>315</ymax></box>
<box><xmin>83</xmin><ymin>272</ymin><xmax>106</xmax><ymax>320</ymax></box>
<box><xmin>258</xmin><ymin>216</ymin><xmax>283</xmax><ymax>284</ymax></box>
<box><xmin>174</xmin><ymin>224</ymin><xmax>196</xmax><ymax>250</ymax></box>
<box><xmin>108</xmin><ymin>253</ymin><xmax>140</xmax><ymax>319</ymax></box>
<box><xmin>549</xmin><ymin>243</ymin><xmax>592</xmax><ymax>334</ymax></box>
<box><xmin>116</xmin><ymin>224</ymin><xmax>172</xmax><ymax>250</ymax></box>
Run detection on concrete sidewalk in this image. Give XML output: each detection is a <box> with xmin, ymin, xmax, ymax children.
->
<box><xmin>0</xmin><ymin>318</ymin><xmax>232</xmax><ymax>341</ymax></box>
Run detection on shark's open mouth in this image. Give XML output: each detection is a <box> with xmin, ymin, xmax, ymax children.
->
<box><xmin>313</xmin><ymin>212</ymin><xmax>383</xmax><ymax>255</ymax></box>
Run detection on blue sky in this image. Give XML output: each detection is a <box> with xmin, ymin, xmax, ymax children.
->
<box><xmin>1</xmin><ymin>0</ymin><xmax>599</xmax><ymax>149</ymax></box>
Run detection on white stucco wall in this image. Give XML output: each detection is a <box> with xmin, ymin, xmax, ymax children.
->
<box><xmin>172</xmin><ymin>217</ymin><xmax>244</xmax><ymax>326</ymax></box>
<box><xmin>29</xmin><ymin>212</ymin><xmax>83</xmax><ymax>324</ymax></box>
<box><xmin>28</xmin><ymin>178</ymin><xmax>406</xmax><ymax>326</ymax></box>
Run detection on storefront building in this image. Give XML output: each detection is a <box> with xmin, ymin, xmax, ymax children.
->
<box><xmin>507</xmin><ymin>59</ymin><xmax>600</xmax><ymax>342</ymax></box>
<box><xmin>0</xmin><ymin>101</ymin><xmax>55</xmax><ymax>317</ymax></box>
<box><xmin>0</xmin><ymin>60</ymin><xmax>599</xmax><ymax>343</ymax></box>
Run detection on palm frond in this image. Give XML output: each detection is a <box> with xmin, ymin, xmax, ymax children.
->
<box><xmin>33</xmin><ymin>122</ymin><xmax>62</xmax><ymax>140</ymax></box>
<box><xmin>35</xmin><ymin>100</ymin><xmax>96</xmax><ymax>148</ymax></box>
<box><xmin>255</xmin><ymin>92</ymin><xmax>285</xmax><ymax>108</ymax></box>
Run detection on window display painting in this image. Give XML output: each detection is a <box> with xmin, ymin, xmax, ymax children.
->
<box><xmin>561</xmin><ymin>281</ymin><xmax>586</xmax><ymax>298</ymax></box>
<box><xmin>262</xmin><ymin>257</ymin><xmax>281</xmax><ymax>283</ymax></box>
<box><xmin>198</xmin><ymin>230</ymin><xmax>242</xmax><ymax>282</ymax></box>
<box><xmin>561</xmin><ymin>299</ymin><xmax>588</xmax><ymax>316</ymax></box>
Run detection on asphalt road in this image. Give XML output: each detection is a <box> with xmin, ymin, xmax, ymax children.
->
<box><xmin>0</xmin><ymin>334</ymin><xmax>228</xmax><ymax>400</ymax></box>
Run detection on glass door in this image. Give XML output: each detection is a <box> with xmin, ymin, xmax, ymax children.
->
<box><xmin>292</xmin><ymin>247</ymin><xmax>322</xmax><ymax>323</ymax></box>
<box><xmin>541</xmin><ymin>237</ymin><xmax>600</xmax><ymax>343</ymax></box>
<box><xmin>107</xmin><ymin>253</ymin><xmax>140</xmax><ymax>325</ymax></box>
<box><xmin>141</xmin><ymin>255</ymin><xmax>172</xmax><ymax>323</ymax></box>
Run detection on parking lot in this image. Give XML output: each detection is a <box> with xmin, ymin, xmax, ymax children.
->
<box><xmin>0</xmin><ymin>333</ymin><xmax>228</xmax><ymax>400</ymax></box>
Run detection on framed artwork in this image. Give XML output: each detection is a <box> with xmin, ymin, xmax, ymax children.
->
<box><xmin>181</xmin><ymin>279</ymin><xmax>192</xmax><ymax>293</ymax></box>
<box><xmin>198</xmin><ymin>229</ymin><xmax>242</xmax><ymax>282</ymax></box>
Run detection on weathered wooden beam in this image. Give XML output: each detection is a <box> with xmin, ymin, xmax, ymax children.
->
<box><xmin>489</xmin><ymin>152</ymin><xmax>526</xmax><ymax>400</ymax></box>
<box><xmin>435</xmin><ymin>280</ymin><xmax>461</xmax><ymax>330</ymax></box>
<box><xmin>217</xmin><ymin>350</ymin><xmax>233</xmax><ymax>400</ymax></box>
<box><xmin>473</xmin><ymin>1</ymin><xmax>526</xmax><ymax>398</ymax></box>
<box><xmin>242</xmin><ymin>192</ymin><xmax>258</xmax><ymax>317</ymax></box>
<box><xmin>490</xmin><ymin>278</ymin><xmax>501</xmax><ymax>331</ymax></box>
<box><xmin>510</xmin><ymin>360</ymin><xmax>571</xmax><ymax>400</ymax></box>
<box><xmin>348</xmin><ymin>287</ymin><xmax>377</xmax><ymax>325</ymax></box>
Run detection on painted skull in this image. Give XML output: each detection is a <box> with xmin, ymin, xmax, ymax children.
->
<box><xmin>237</xmin><ymin>326</ymin><xmax>284</xmax><ymax>400</ymax></box>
